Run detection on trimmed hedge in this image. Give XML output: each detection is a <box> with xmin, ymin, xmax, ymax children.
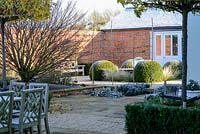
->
<box><xmin>89</xmin><ymin>60</ymin><xmax>118</xmax><ymax>81</ymax></box>
<box><xmin>126</xmin><ymin>103</ymin><xmax>200</xmax><ymax>134</ymax></box>
<box><xmin>134</xmin><ymin>61</ymin><xmax>163</xmax><ymax>82</ymax></box>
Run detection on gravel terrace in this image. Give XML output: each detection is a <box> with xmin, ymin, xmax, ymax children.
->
<box><xmin>48</xmin><ymin>95</ymin><xmax>145</xmax><ymax>134</ymax></box>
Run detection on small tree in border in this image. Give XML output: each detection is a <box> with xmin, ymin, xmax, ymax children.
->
<box><xmin>118</xmin><ymin>0</ymin><xmax>200</xmax><ymax>108</ymax></box>
<box><xmin>0</xmin><ymin>0</ymin><xmax>50</xmax><ymax>89</ymax></box>
<box><xmin>3</xmin><ymin>1</ymin><xmax>86</xmax><ymax>82</ymax></box>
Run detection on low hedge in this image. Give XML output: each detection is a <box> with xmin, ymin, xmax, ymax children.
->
<box><xmin>134</xmin><ymin>61</ymin><xmax>163</xmax><ymax>82</ymax></box>
<box><xmin>126</xmin><ymin>103</ymin><xmax>200</xmax><ymax>134</ymax></box>
<box><xmin>89</xmin><ymin>60</ymin><xmax>118</xmax><ymax>81</ymax></box>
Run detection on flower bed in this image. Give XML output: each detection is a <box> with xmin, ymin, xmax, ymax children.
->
<box><xmin>90</xmin><ymin>84</ymin><xmax>150</xmax><ymax>98</ymax></box>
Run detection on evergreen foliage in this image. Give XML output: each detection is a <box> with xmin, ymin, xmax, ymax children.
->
<box><xmin>134</xmin><ymin>61</ymin><xmax>163</xmax><ymax>82</ymax></box>
<box><xmin>89</xmin><ymin>60</ymin><xmax>118</xmax><ymax>81</ymax></box>
<box><xmin>126</xmin><ymin>103</ymin><xmax>200</xmax><ymax>134</ymax></box>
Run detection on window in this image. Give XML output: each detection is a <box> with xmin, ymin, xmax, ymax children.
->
<box><xmin>165</xmin><ymin>35</ymin><xmax>171</xmax><ymax>56</ymax></box>
<box><xmin>172</xmin><ymin>35</ymin><xmax>178</xmax><ymax>56</ymax></box>
<box><xmin>156</xmin><ymin>35</ymin><xmax>162</xmax><ymax>56</ymax></box>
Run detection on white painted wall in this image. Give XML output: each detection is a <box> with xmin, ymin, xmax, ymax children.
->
<box><xmin>187</xmin><ymin>14</ymin><xmax>200</xmax><ymax>82</ymax></box>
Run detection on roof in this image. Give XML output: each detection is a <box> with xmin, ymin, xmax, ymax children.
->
<box><xmin>101</xmin><ymin>8</ymin><xmax>182</xmax><ymax>30</ymax></box>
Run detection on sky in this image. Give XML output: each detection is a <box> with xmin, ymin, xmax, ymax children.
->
<box><xmin>62</xmin><ymin>0</ymin><xmax>124</xmax><ymax>14</ymax></box>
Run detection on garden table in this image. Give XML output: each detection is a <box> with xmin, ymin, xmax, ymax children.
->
<box><xmin>0</xmin><ymin>96</ymin><xmax>21</xmax><ymax>102</ymax></box>
<box><xmin>13</xmin><ymin>96</ymin><xmax>21</xmax><ymax>101</ymax></box>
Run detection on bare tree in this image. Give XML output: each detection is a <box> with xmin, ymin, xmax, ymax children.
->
<box><xmin>88</xmin><ymin>9</ymin><xmax>121</xmax><ymax>30</ymax></box>
<box><xmin>0</xmin><ymin>0</ymin><xmax>50</xmax><ymax>88</ymax></box>
<box><xmin>2</xmin><ymin>1</ymin><xmax>86</xmax><ymax>82</ymax></box>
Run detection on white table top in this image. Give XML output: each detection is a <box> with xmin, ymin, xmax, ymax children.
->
<box><xmin>0</xmin><ymin>96</ymin><xmax>21</xmax><ymax>102</ymax></box>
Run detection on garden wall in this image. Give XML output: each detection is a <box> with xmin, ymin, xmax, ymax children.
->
<box><xmin>78</xmin><ymin>29</ymin><xmax>151</xmax><ymax>66</ymax></box>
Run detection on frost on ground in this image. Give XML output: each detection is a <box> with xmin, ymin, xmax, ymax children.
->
<box><xmin>48</xmin><ymin>95</ymin><xmax>144</xmax><ymax>134</ymax></box>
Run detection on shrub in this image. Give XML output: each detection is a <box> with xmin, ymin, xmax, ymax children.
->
<box><xmin>117</xmin><ymin>84</ymin><xmax>150</xmax><ymax>96</ymax></box>
<box><xmin>134</xmin><ymin>61</ymin><xmax>163</xmax><ymax>83</ymax></box>
<box><xmin>90</xmin><ymin>87</ymin><xmax>123</xmax><ymax>98</ymax></box>
<box><xmin>163</xmin><ymin>60</ymin><xmax>182</xmax><ymax>80</ymax></box>
<box><xmin>121</xmin><ymin>57</ymin><xmax>144</xmax><ymax>68</ymax></box>
<box><xmin>36</xmin><ymin>71</ymin><xmax>72</xmax><ymax>84</ymax></box>
<box><xmin>89</xmin><ymin>60</ymin><xmax>118</xmax><ymax>81</ymax></box>
<box><xmin>163</xmin><ymin>66</ymin><xmax>174</xmax><ymax>81</ymax></box>
<box><xmin>126</xmin><ymin>103</ymin><xmax>200</xmax><ymax>134</ymax></box>
<box><xmin>187</xmin><ymin>79</ymin><xmax>200</xmax><ymax>90</ymax></box>
<box><xmin>104</xmin><ymin>70</ymin><xmax>133</xmax><ymax>82</ymax></box>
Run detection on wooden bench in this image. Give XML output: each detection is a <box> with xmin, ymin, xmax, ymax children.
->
<box><xmin>119</xmin><ymin>68</ymin><xmax>134</xmax><ymax>71</ymax></box>
<box><xmin>119</xmin><ymin>68</ymin><xmax>134</xmax><ymax>73</ymax></box>
<box><xmin>62</xmin><ymin>65</ymin><xmax>85</xmax><ymax>76</ymax></box>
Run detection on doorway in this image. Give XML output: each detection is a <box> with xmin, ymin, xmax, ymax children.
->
<box><xmin>153</xmin><ymin>31</ymin><xmax>182</xmax><ymax>66</ymax></box>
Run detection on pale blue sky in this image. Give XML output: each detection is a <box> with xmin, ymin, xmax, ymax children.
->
<box><xmin>62</xmin><ymin>0</ymin><xmax>124</xmax><ymax>13</ymax></box>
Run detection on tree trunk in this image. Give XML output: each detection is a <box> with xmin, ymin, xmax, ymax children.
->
<box><xmin>182</xmin><ymin>10</ymin><xmax>188</xmax><ymax>108</ymax></box>
<box><xmin>1</xmin><ymin>20</ymin><xmax>7</xmax><ymax>89</ymax></box>
<box><xmin>19</xmin><ymin>69</ymin><xmax>36</xmax><ymax>82</ymax></box>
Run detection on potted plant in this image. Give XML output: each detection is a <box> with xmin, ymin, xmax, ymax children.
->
<box><xmin>178</xmin><ymin>80</ymin><xmax>200</xmax><ymax>98</ymax></box>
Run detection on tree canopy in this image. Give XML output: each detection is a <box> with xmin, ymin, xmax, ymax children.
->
<box><xmin>118</xmin><ymin>0</ymin><xmax>200</xmax><ymax>108</ymax></box>
<box><xmin>2</xmin><ymin>1</ymin><xmax>85</xmax><ymax>82</ymax></box>
<box><xmin>0</xmin><ymin>0</ymin><xmax>50</xmax><ymax>21</ymax></box>
<box><xmin>88</xmin><ymin>9</ymin><xmax>120</xmax><ymax>30</ymax></box>
<box><xmin>0</xmin><ymin>0</ymin><xmax>50</xmax><ymax>88</ymax></box>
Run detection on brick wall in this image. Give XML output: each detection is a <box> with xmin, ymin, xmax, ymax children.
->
<box><xmin>78</xmin><ymin>29</ymin><xmax>151</xmax><ymax>66</ymax></box>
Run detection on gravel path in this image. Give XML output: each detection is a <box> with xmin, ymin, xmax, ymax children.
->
<box><xmin>48</xmin><ymin>95</ymin><xmax>145</xmax><ymax>134</ymax></box>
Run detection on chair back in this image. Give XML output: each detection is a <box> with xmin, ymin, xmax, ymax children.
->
<box><xmin>9</xmin><ymin>82</ymin><xmax>26</xmax><ymax>97</ymax></box>
<box><xmin>19</xmin><ymin>88</ymin><xmax>43</xmax><ymax>128</ymax></box>
<box><xmin>0</xmin><ymin>91</ymin><xmax>14</xmax><ymax>133</ymax></box>
<box><xmin>29</xmin><ymin>83</ymin><xmax>49</xmax><ymax>116</ymax></box>
<box><xmin>9</xmin><ymin>82</ymin><xmax>26</xmax><ymax>110</ymax></box>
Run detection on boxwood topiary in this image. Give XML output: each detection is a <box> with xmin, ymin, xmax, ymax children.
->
<box><xmin>121</xmin><ymin>57</ymin><xmax>144</xmax><ymax>68</ymax></box>
<box><xmin>89</xmin><ymin>60</ymin><xmax>118</xmax><ymax>81</ymax></box>
<box><xmin>134</xmin><ymin>61</ymin><xmax>163</xmax><ymax>83</ymax></box>
<box><xmin>163</xmin><ymin>60</ymin><xmax>182</xmax><ymax>80</ymax></box>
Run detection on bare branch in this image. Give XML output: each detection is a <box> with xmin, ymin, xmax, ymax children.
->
<box><xmin>0</xmin><ymin>0</ymin><xmax>86</xmax><ymax>81</ymax></box>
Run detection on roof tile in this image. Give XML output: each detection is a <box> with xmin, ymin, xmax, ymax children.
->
<box><xmin>101</xmin><ymin>8</ymin><xmax>182</xmax><ymax>30</ymax></box>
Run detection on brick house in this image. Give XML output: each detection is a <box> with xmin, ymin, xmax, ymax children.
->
<box><xmin>78</xmin><ymin>8</ymin><xmax>182</xmax><ymax>66</ymax></box>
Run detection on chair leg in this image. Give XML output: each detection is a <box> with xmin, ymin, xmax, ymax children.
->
<box><xmin>30</xmin><ymin>127</ymin><xmax>33</xmax><ymax>134</ymax></box>
<box><xmin>37</xmin><ymin>124</ymin><xmax>42</xmax><ymax>134</ymax></box>
<box><xmin>44</xmin><ymin>117</ymin><xmax>50</xmax><ymax>134</ymax></box>
<box><xmin>11</xmin><ymin>128</ymin><xmax>15</xmax><ymax>134</ymax></box>
<box><xmin>9</xmin><ymin>126</ymin><xmax>12</xmax><ymax>134</ymax></box>
<box><xmin>20</xmin><ymin>128</ymin><xmax>23</xmax><ymax>134</ymax></box>
<box><xmin>24</xmin><ymin>130</ymin><xmax>28</xmax><ymax>134</ymax></box>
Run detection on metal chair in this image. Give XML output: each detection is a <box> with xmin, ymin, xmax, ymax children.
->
<box><xmin>9</xmin><ymin>81</ymin><xmax>26</xmax><ymax>110</ymax></box>
<box><xmin>29</xmin><ymin>83</ymin><xmax>50</xmax><ymax>134</ymax></box>
<box><xmin>11</xmin><ymin>88</ymin><xmax>43</xmax><ymax>134</ymax></box>
<box><xmin>0</xmin><ymin>91</ymin><xmax>14</xmax><ymax>134</ymax></box>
